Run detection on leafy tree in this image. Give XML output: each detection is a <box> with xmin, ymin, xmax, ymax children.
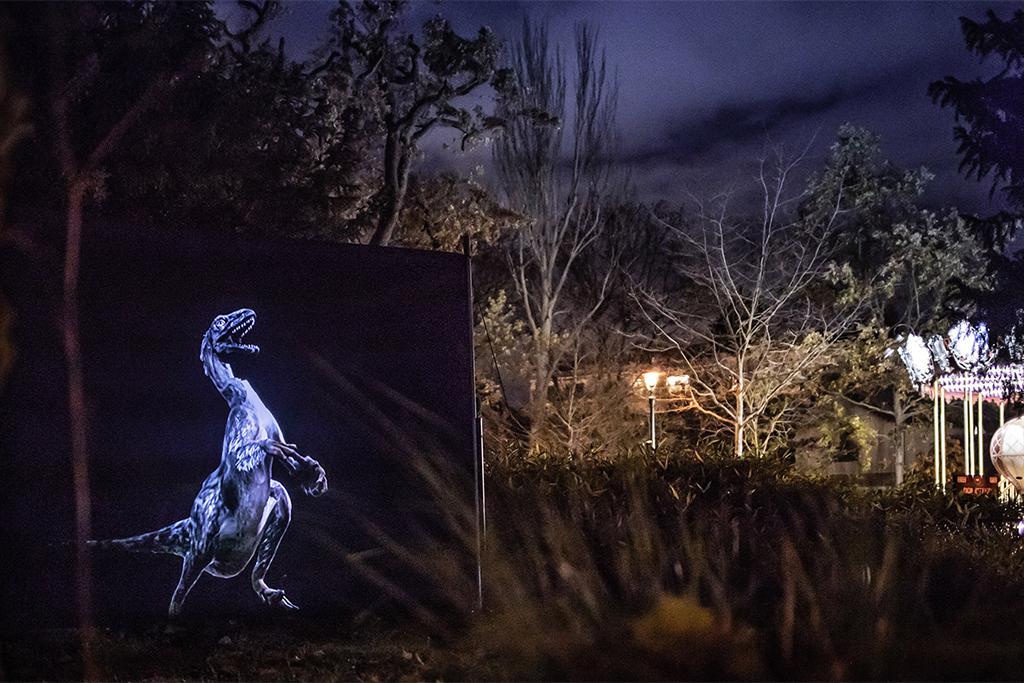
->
<box><xmin>816</xmin><ymin>126</ymin><xmax>990</xmax><ymax>481</ymax></box>
<box><xmin>6</xmin><ymin>1</ymin><xmax>288</xmax><ymax>228</ymax></box>
<box><xmin>395</xmin><ymin>171</ymin><xmax>520</xmax><ymax>251</ymax></box>
<box><xmin>929</xmin><ymin>8</ymin><xmax>1024</xmax><ymax>245</ymax></box>
<box><xmin>316</xmin><ymin>0</ymin><xmax>515</xmax><ymax>246</ymax></box>
<box><xmin>103</xmin><ymin>6</ymin><xmax>350</xmax><ymax>239</ymax></box>
<box><xmin>475</xmin><ymin>289</ymin><xmax>533</xmax><ymax>449</ymax></box>
<box><xmin>8</xmin><ymin>1</ymin><xmax>523</xmax><ymax>247</ymax></box>
<box><xmin>978</xmin><ymin>248</ymin><xmax>1024</xmax><ymax>347</ymax></box>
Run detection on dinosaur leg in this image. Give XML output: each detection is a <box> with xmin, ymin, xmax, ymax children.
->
<box><xmin>251</xmin><ymin>480</ymin><xmax>298</xmax><ymax>610</ymax></box>
<box><xmin>168</xmin><ymin>551</ymin><xmax>210</xmax><ymax>619</ymax></box>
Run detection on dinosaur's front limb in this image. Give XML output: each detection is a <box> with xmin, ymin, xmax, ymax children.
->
<box><xmin>262</xmin><ymin>440</ymin><xmax>328</xmax><ymax>496</ymax></box>
<box><xmin>251</xmin><ymin>480</ymin><xmax>297</xmax><ymax>610</ymax></box>
<box><xmin>168</xmin><ymin>551</ymin><xmax>210</xmax><ymax>619</ymax></box>
<box><xmin>297</xmin><ymin>457</ymin><xmax>328</xmax><ymax>497</ymax></box>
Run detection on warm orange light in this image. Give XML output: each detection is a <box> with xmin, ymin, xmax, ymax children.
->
<box><xmin>666</xmin><ymin>375</ymin><xmax>690</xmax><ymax>392</ymax></box>
<box><xmin>642</xmin><ymin>371</ymin><xmax>661</xmax><ymax>392</ymax></box>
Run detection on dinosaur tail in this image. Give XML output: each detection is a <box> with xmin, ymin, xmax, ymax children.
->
<box><xmin>88</xmin><ymin>519</ymin><xmax>191</xmax><ymax>556</ymax></box>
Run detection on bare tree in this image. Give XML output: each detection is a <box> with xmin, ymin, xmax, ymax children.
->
<box><xmin>634</xmin><ymin>147</ymin><xmax>860</xmax><ymax>458</ymax></box>
<box><xmin>0</xmin><ymin>43</ymin><xmax>32</xmax><ymax>389</ymax></box>
<box><xmin>493</xmin><ymin>20</ymin><xmax>619</xmax><ymax>448</ymax></box>
<box><xmin>0</xmin><ymin>53</ymin><xmax>30</xmax><ymax>230</ymax></box>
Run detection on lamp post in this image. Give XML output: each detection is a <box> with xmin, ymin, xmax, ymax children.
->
<box><xmin>643</xmin><ymin>370</ymin><xmax>661</xmax><ymax>449</ymax></box>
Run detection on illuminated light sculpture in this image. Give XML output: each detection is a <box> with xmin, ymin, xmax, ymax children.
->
<box><xmin>89</xmin><ymin>309</ymin><xmax>328</xmax><ymax>617</ymax></box>
<box><xmin>928</xmin><ymin>334</ymin><xmax>953</xmax><ymax>374</ymax></box>
<box><xmin>898</xmin><ymin>334</ymin><xmax>934</xmax><ymax>385</ymax></box>
<box><xmin>923</xmin><ymin>366</ymin><xmax>1024</xmax><ymax>487</ymax></box>
<box><xmin>896</xmin><ymin>320</ymin><xmax>1024</xmax><ymax>492</ymax></box>
<box><xmin>991</xmin><ymin>417</ymin><xmax>1024</xmax><ymax>497</ymax></box>
<box><xmin>948</xmin><ymin>320</ymin><xmax>994</xmax><ymax>374</ymax></box>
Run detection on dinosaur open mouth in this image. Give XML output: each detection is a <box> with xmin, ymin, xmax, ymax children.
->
<box><xmin>216</xmin><ymin>314</ymin><xmax>260</xmax><ymax>355</ymax></box>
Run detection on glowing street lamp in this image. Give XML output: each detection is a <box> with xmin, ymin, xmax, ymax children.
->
<box><xmin>666</xmin><ymin>374</ymin><xmax>690</xmax><ymax>394</ymax></box>
<box><xmin>643</xmin><ymin>370</ymin><xmax>661</xmax><ymax>449</ymax></box>
<box><xmin>642</xmin><ymin>371</ymin><xmax>661</xmax><ymax>392</ymax></box>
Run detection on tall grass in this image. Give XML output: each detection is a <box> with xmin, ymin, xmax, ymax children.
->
<box><xmin>387</xmin><ymin>449</ymin><xmax>1024</xmax><ymax>680</ymax></box>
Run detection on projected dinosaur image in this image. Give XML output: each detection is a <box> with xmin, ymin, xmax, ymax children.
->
<box><xmin>89</xmin><ymin>309</ymin><xmax>328</xmax><ymax>617</ymax></box>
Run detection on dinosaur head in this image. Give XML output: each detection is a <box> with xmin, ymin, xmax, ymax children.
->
<box><xmin>201</xmin><ymin>309</ymin><xmax>260</xmax><ymax>361</ymax></box>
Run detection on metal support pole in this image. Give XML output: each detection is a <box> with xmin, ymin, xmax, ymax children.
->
<box><xmin>969</xmin><ymin>393</ymin><xmax>976</xmax><ymax>475</ymax></box>
<box><xmin>978</xmin><ymin>396</ymin><xmax>985</xmax><ymax>476</ymax></box>
<box><xmin>965</xmin><ymin>394</ymin><xmax>973</xmax><ymax>476</ymax></box>
<box><xmin>463</xmin><ymin>234</ymin><xmax>483</xmax><ymax>611</ymax></box>
<box><xmin>477</xmin><ymin>402</ymin><xmax>487</xmax><ymax>538</ymax></box>
<box><xmin>933</xmin><ymin>382</ymin><xmax>940</xmax><ymax>489</ymax></box>
<box><xmin>940</xmin><ymin>389</ymin><xmax>947</xmax><ymax>491</ymax></box>
<box><xmin>998</xmin><ymin>401</ymin><xmax>1010</xmax><ymax>501</ymax></box>
<box><xmin>648</xmin><ymin>395</ymin><xmax>657</xmax><ymax>450</ymax></box>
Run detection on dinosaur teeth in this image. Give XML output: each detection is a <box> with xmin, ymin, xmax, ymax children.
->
<box><xmin>228</xmin><ymin>319</ymin><xmax>254</xmax><ymax>338</ymax></box>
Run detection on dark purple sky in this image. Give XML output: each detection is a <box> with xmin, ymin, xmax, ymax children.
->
<box><xmin>255</xmin><ymin>1</ymin><xmax>1019</xmax><ymax>217</ymax></box>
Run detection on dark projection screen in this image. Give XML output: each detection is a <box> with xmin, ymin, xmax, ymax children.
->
<box><xmin>0</xmin><ymin>225</ymin><xmax>478</xmax><ymax>629</ymax></box>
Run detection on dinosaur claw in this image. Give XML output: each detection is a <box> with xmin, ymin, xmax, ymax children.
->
<box><xmin>302</xmin><ymin>465</ymin><xmax>328</xmax><ymax>497</ymax></box>
<box><xmin>261</xmin><ymin>588</ymin><xmax>299</xmax><ymax>611</ymax></box>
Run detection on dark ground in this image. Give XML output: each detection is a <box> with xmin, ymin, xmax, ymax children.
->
<box><xmin>0</xmin><ymin>617</ymin><xmax>495</xmax><ymax>682</ymax></box>
<box><xmin>9</xmin><ymin>457</ymin><xmax>1024</xmax><ymax>681</ymax></box>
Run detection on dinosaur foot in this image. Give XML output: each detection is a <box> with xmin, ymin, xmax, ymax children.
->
<box><xmin>259</xmin><ymin>588</ymin><xmax>299</xmax><ymax>611</ymax></box>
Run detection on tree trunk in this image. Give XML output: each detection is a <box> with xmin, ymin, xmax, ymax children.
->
<box><xmin>735</xmin><ymin>371</ymin><xmax>745</xmax><ymax>459</ymax></box>
<box><xmin>368</xmin><ymin>130</ymin><xmax>410</xmax><ymax>247</ymax></box>
<box><xmin>750</xmin><ymin>415</ymin><xmax>761</xmax><ymax>456</ymax></box>
<box><xmin>64</xmin><ymin>179</ymin><xmax>97</xmax><ymax>679</ymax></box>
<box><xmin>528</xmin><ymin>322</ymin><xmax>551</xmax><ymax>450</ymax></box>
<box><xmin>893</xmin><ymin>388</ymin><xmax>906</xmax><ymax>486</ymax></box>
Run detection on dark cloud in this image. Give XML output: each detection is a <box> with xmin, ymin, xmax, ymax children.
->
<box><xmin>266</xmin><ymin>1</ymin><xmax>1021</xmax><ymax>217</ymax></box>
<box><xmin>611</xmin><ymin>53</ymin><xmax>941</xmax><ymax>170</ymax></box>
<box><xmin>622</xmin><ymin>88</ymin><xmax>849</xmax><ymax>165</ymax></box>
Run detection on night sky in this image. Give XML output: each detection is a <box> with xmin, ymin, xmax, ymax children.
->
<box><xmin>250</xmin><ymin>1</ymin><xmax>1019</xmax><ymax>218</ymax></box>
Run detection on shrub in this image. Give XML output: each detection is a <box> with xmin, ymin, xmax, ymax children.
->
<box><xmin>402</xmin><ymin>449</ymin><xmax>1024</xmax><ymax>680</ymax></box>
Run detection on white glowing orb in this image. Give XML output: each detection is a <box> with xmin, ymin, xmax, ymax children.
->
<box><xmin>990</xmin><ymin>416</ymin><xmax>1024</xmax><ymax>494</ymax></box>
<box><xmin>642</xmin><ymin>371</ymin><xmax>661</xmax><ymax>392</ymax></box>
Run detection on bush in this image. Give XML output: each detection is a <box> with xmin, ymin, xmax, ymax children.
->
<box><xmin>427</xmin><ymin>450</ymin><xmax>1024</xmax><ymax>680</ymax></box>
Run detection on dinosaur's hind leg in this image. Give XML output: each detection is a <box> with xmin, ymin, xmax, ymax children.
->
<box><xmin>251</xmin><ymin>480</ymin><xmax>297</xmax><ymax>610</ymax></box>
<box><xmin>168</xmin><ymin>551</ymin><xmax>210</xmax><ymax>619</ymax></box>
